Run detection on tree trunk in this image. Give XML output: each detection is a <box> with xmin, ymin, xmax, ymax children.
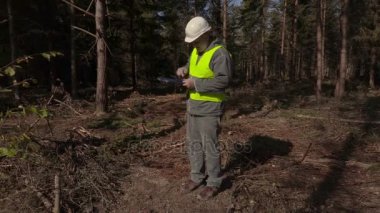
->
<box><xmin>369</xmin><ymin>47</ymin><xmax>376</xmax><ymax>89</ymax></box>
<box><xmin>7</xmin><ymin>0</ymin><xmax>15</xmax><ymax>62</ymax></box>
<box><xmin>280</xmin><ymin>0</ymin><xmax>287</xmax><ymax>56</ymax></box>
<box><xmin>335</xmin><ymin>0</ymin><xmax>349</xmax><ymax>99</ymax></box>
<box><xmin>7</xmin><ymin>0</ymin><xmax>19</xmax><ymax>101</ymax></box>
<box><xmin>316</xmin><ymin>0</ymin><xmax>323</xmax><ymax>103</ymax></box>
<box><xmin>194</xmin><ymin>0</ymin><xmax>197</xmax><ymax>16</ymax></box>
<box><xmin>249</xmin><ymin>61</ymin><xmax>253</xmax><ymax>83</ymax></box>
<box><xmin>369</xmin><ymin>0</ymin><xmax>378</xmax><ymax>88</ymax></box>
<box><xmin>130</xmin><ymin>0</ymin><xmax>137</xmax><ymax>90</ymax></box>
<box><xmin>95</xmin><ymin>0</ymin><xmax>107</xmax><ymax>115</ymax></box>
<box><xmin>290</xmin><ymin>0</ymin><xmax>298</xmax><ymax>81</ymax></box>
<box><xmin>260</xmin><ymin>30</ymin><xmax>266</xmax><ymax>80</ymax></box>
<box><xmin>222</xmin><ymin>0</ymin><xmax>228</xmax><ymax>46</ymax></box>
<box><xmin>211</xmin><ymin>0</ymin><xmax>224</xmax><ymax>36</ymax></box>
<box><xmin>245</xmin><ymin>61</ymin><xmax>249</xmax><ymax>82</ymax></box>
<box><xmin>70</xmin><ymin>0</ymin><xmax>77</xmax><ymax>98</ymax></box>
<box><xmin>297</xmin><ymin>50</ymin><xmax>302</xmax><ymax>80</ymax></box>
<box><xmin>261</xmin><ymin>0</ymin><xmax>267</xmax><ymax>80</ymax></box>
<box><xmin>321</xmin><ymin>0</ymin><xmax>327</xmax><ymax>79</ymax></box>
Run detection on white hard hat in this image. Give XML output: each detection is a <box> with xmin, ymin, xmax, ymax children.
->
<box><xmin>184</xmin><ymin>16</ymin><xmax>211</xmax><ymax>43</ymax></box>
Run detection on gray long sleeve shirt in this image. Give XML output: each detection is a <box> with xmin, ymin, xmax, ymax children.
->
<box><xmin>185</xmin><ymin>39</ymin><xmax>233</xmax><ymax>116</ymax></box>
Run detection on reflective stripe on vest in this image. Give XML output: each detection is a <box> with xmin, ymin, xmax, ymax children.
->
<box><xmin>189</xmin><ymin>45</ymin><xmax>226</xmax><ymax>103</ymax></box>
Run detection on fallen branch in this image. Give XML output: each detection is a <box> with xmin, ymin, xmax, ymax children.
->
<box><xmin>69</xmin><ymin>126</ymin><xmax>103</xmax><ymax>140</ymax></box>
<box><xmin>295</xmin><ymin>114</ymin><xmax>380</xmax><ymax>125</ymax></box>
<box><xmin>299</xmin><ymin>142</ymin><xmax>312</xmax><ymax>163</ymax></box>
<box><xmin>53</xmin><ymin>99</ymin><xmax>83</xmax><ymax>116</ymax></box>
<box><xmin>30</xmin><ymin>185</ymin><xmax>53</xmax><ymax>211</ymax></box>
<box><xmin>302</xmin><ymin>158</ymin><xmax>373</xmax><ymax>169</ymax></box>
<box><xmin>53</xmin><ymin>174</ymin><xmax>60</xmax><ymax>213</ymax></box>
<box><xmin>248</xmin><ymin>100</ymin><xmax>278</xmax><ymax>118</ymax></box>
<box><xmin>71</xmin><ymin>126</ymin><xmax>92</xmax><ymax>138</ymax></box>
<box><xmin>248</xmin><ymin>108</ymin><xmax>274</xmax><ymax>118</ymax></box>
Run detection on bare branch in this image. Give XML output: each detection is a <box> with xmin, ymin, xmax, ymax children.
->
<box><xmin>53</xmin><ymin>174</ymin><xmax>60</xmax><ymax>213</ymax></box>
<box><xmin>0</xmin><ymin>19</ymin><xmax>8</xmax><ymax>24</ymax></box>
<box><xmin>61</xmin><ymin>0</ymin><xmax>95</xmax><ymax>17</ymax></box>
<box><xmin>72</xmin><ymin>26</ymin><xmax>96</xmax><ymax>38</ymax></box>
<box><xmin>3</xmin><ymin>78</ymin><xmax>34</xmax><ymax>89</ymax></box>
<box><xmin>299</xmin><ymin>143</ymin><xmax>313</xmax><ymax>163</ymax></box>
<box><xmin>103</xmin><ymin>38</ymin><xmax>113</xmax><ymax>56</ymax></box>
<box><xmin>95</xmin><ymin>29</ymin><xmax>113</xmax><ymax>56</ymax></box>
<box><xmin>87</xmin><ymin>40</ymin><xmax>97</xmax><ymax>55</ymax></box>
<box><xmin>53</xmin><ymin>99</ymin><xmax>83</xmax><ymax>116</ymax></box>
<box><xmin>296</xmin><ymin>114</ymin><xmax>380</xmax><ymax>125</ymax></box>
<box><xmin>28</xmin><ymin>183</ymin><xmax>53</xmax><ymax>211</ymax></box>
<box><xmin>73</xmin><ymin>27</ymin><xmax>112</xmax><ymax>56</ymax></box>
<box><xmin>86</xmin><ymin>0</ymin><xmax>94</xmax><ymax>12</ymax></box>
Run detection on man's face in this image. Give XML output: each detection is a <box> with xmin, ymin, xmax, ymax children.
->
<box><xmin>191</xmin><ymin>33</ymin><xmax>209</xmax><ymax>52</ymax></box>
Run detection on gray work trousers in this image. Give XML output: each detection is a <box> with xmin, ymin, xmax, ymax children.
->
<box><xmin>186</xmin><ymin>113</ymin><xmax>222</xmax><ymax>188</ymax></box>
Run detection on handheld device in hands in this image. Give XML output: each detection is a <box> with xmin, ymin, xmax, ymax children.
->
<box><xmin>157</xmin><ymin>76</ymin><xmax>184</xmax><ymax>86</ymax></box>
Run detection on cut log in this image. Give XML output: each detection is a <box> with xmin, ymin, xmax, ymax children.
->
<box><xmin>296</xmin><ymin>114</ymin><xmax>380</xmax><ymax>125</ymax></box>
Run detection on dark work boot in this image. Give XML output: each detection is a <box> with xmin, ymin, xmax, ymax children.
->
<box><xmin>181</xmin><ymin>180</ymin><xmax>203</xmax><ymax>194</ymax></box>
<box><xmin>197</xmin><ymin>186</ymin><xmax>219</xmax><ymax>200</ymax></box>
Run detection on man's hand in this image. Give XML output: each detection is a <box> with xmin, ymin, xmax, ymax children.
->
<box><xmin>182</xmin><ymin>78</ymin><xmax>195</xmax><ymax>89</ymax></box>
<box><xmin>176</xmin><ymin>67</ymin><xmax>188</xmax><ymax>78</ymax></box>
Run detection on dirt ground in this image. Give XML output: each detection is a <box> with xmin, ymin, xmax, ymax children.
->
<box><xmin>0</xmin><ymin>82</ymin><xmax>379</xmax><ymax>212</ymax></box>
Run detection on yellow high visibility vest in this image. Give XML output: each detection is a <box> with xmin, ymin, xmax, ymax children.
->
<box><xmin>189</xmin><ymin>45</ymin><xmax>226</xmax><ymax>102</ymax></box>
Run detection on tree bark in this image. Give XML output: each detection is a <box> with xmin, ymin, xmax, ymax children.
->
<box><xmin>129</xmin><ymin>0</ymin><xmax>137</xmax><ymax>90</ymax></box>
<box><xmin>280</xmin><ymin>0</ymin><xmax>287</xmax><ymax>56</ymax></box>
<box><xmin>316</xmin><ymin>0</ymin><xmax>323</xmax><ymax>103</ymax></box>
<box><xmin>335</xmin><ymin>0</ymin><xmax>349</xmax><ymax>99</ymax></box>
<box><xmin>7</xmin><ymin>0</ymin><xmax>15</xmax><ymax>62</ymax></box>
<box><xmin>70</xmin><ymin>0</ymin><xmax>77</xmax><ymax>98</ymax></box>
<box><xmin>290</xmin><ymin>0</ymin><xmax>298</xmax><ymax>81</ymax></box>
<box><xmin>260</xmin><ymin>31</ymin><xmax>266</xmax><ymax>80</ymax></box>
<box><xmin>7</xmin><ymin>0</ymin><xmax>19</xmax><ymax>101</ymax></box>
<box><xmin>194</xmin><ymin>0</ymin><xmax>197</xmax><ymax>16</ymax></box>
<box><xmin>261</xmin><ymin>0</ymin><xmax>267</xmax><ymax>80</ymax></box>
<box><xmin>213</xmin><ymin>0</ymin><xmax>222</xmax><ymax>35</ymax></box>
<box><xmin>245</xmin><ymin>61</ymin><xmax>249</xmax><ymax>82</ymax></box>
<box><xmin>53</xmin><ymin>174</ymin><xmax>60</xmax><ymax>213</ymax></box>
<box><xmin>297</xmin><ymin>50</ymin><xmax>302</xmax><ymax>79</ymax></box>
<box><xmin>369</xmin><ymin>47</ymin><xmax>376</xmax><ymax>89</ymax></box>
<box><xmin>95</xmin><ymin>0</ymin><xmax>107</xmax><ymax>115</ymax></box>
<box><xmin>368</xmin><ymin>0</ymin><xmax>378</xmax><ymax>89</ymax></box>
<box><xmin>321</xmin><ymin>0</ymin><xmax>327</xmax><ymax>78</ymax></box>
<box><xmin>222</xmin><ymin>0</ymin><xmax>228</xmax><ymax>46</ymax></box>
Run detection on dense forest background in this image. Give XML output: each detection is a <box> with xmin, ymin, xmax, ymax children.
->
<box><xmin>1</xmin><ymin>0</ymin><xmax>379</xmax><ymax>112</ymax></box>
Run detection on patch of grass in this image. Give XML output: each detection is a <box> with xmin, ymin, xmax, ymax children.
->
<box><xmin>146</xmin><ymin>119</ymin><xmax>162</xmax><ymax>129</ymax></box>
<box><xmin>277</xmin><ymin>108</ymin><xmax>318</xmax><ymax>120</ymax></box>
<box><xmin>367</xmin><ymin>163</ymin><xmax>380</xmax><ymax>173</ymax></box>
<box><xmin>87</xmin><ymin>113</ymin><xmax>142</xmax><ymax>130</ymax></box>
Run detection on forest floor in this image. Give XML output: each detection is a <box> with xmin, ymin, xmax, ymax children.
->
<box><xmin>0</xmin><ymin>81</ymin><xmax>379</xmax><ymax>212</ymax></box>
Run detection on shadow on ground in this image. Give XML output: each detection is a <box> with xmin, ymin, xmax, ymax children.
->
<box><xmin>362</xmin><ymin>96</ymin><xmax>380</xmax><ymax>133</ymax></box>
<box><xmin>300</xmin><ymin>133</ymin><xmax>364</xmax><ymax>212</ymax></box>
<box><xmin>227</xmin><ymin>80</ymin><xmax>321</xmax><ymax>118</ymax></box>
<box><xmin>219</xmin><ymin>135</ymin><xmax>293</xmax><ymax>192</ymax></box>
<box><xmin>108</xmin><ymin>117</ymin><xmax>185</xmax><ymax>155</ymax></box>
<box><xmin>302</xmin><ymin>96</ymin><xmax>380</xmax><ymax>211</ymax></box>
<box><xmin>224</xmin><ymin>135</ymin><xmax>293</xmax><ymax>173</ymax></box>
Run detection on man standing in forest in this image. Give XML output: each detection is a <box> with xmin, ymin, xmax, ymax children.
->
<box><xmin>176</xmin><ymin>16</ymin><xmax>232</xmax><ymax>200</ymax></box>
